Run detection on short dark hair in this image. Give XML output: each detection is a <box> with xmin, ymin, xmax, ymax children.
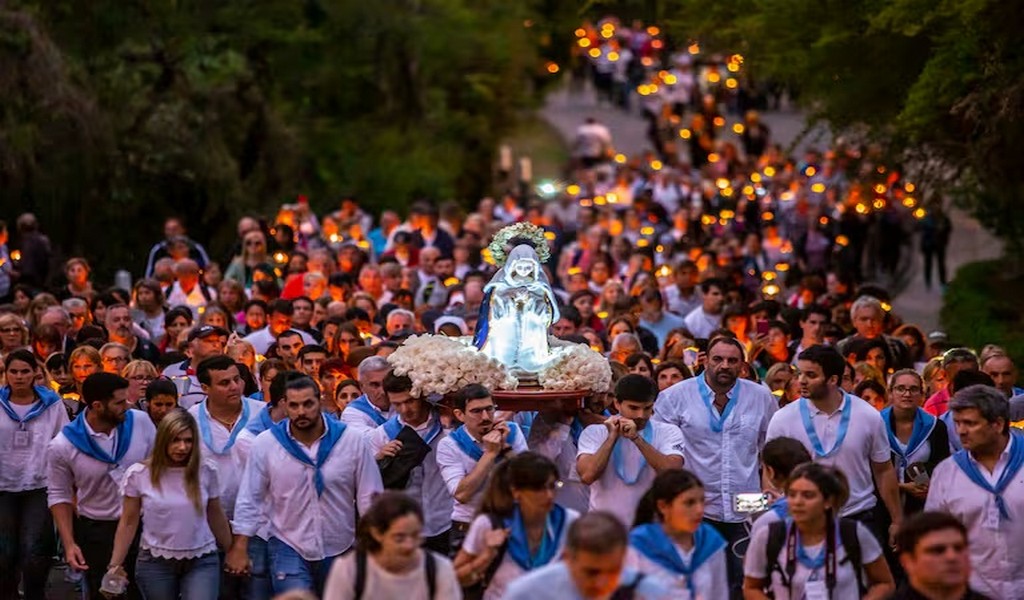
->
<box><xmin>558</xmin><ymin>305</ymin><xmax>583</xmax><ymax>328</ymax></box>
<box><xmin>144</xmin><ymin>377</ymin><xmax>178</xmax><ymax>402</ymax></box>
<box><xmin>269</xmin><ymin>371</ymin><xmax>307</xmax><ymax>407</ymax></box>
<box><xmin>566</xmin><ymin>512</ymin><xmax>628</xmax><ymax>553</ymax></box>
<box><xmin>276</xmin><ymin>329</ymin><xmax>303</xmax><ymax>342</ymax></box>
<box><xmin>798</xmin><ymin>344</ymin><xmax>846</xmax><ymax>382</ymax></box>
<box><xmin>196</xmin><ymin>355</ymin><xmax>238</xmax><ymax>386</ymax></box>
<box><xmin>614</xmin><ymin>373</ymin><xmax>658</xmax><ymax>404</ymax></box>
<box><xmin>767</xmin><ymin>320</ymin><xmax>790</xmax><ymax>337</ymax></box>
<box><xmin>801</xmin><ymin>304</ymin><xmax>831</xmax><ymax>322</ymax></box>
<box><xmin>382</xmin><ymin>370</ymin><xmax>413</xmax><ymax>395</ymax></box>
<box><xmin>950</xmin><ymin>384</ymin><xmax>1009</xmax><ymax>433</ymax></box>
<box><xmin>896</xmin><ymin>511</ymin><xmax>968</xmax><ymax>556</ymax></box>
<box><xmin>708</xmin><ymin>335</ymin><xmax>746</xmax><ymax>359</ymax></box>
<box><xmin>356</xmin><ymin>491</ymin><xmax>424</xmax><ymax>554</ymax></box>
<box><xmin>4</xmin><ymin>348</ymin><xmax>38</xmax><ymax>371</ymax></box>
<box><xmin>701</xmin><ymin>277</ymin><xmax>728</xmax><ymax>294</ymax></box>
<box><xmin>268</xmin><ymin>298</ymin><xmax>293</xmax><ymax>317</ymax></box>
<box><xmin>283</xmin><ymin>374</ymin><xmax>320</xmax><ymax>399</ymax></box>
<box><xmin>762</xmin><ymin>437</ymin><xmax>812</xmax><ymax>481</ymax></box>
<box><xmin>950</xmin><ymin>370</ymin><xmax>994</xmax><ymax>394</ymax></box>
<box><xmin>82</xmin><ymin>372</ymin><xmax>130</xmax><ymax>407</ymax></box>
<box><xmin>298</xmin><ymin>344</ymin><xmax>328</xmax><ymax>360</ymax></box>
<box><xmin>454</xmin><ymin>383</ymin><xmax>491</xmax><ymax>411</ymax></box>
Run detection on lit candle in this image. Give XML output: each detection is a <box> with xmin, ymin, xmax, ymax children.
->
<box><xmin>519</xmin><ymin>157</ymin><xmax>532</xmax><ymax>182</ymax></box>
<box><xmin>499</xmin><ymin>145</ymin><xmax>513</xmax><ymax>172</ymax></box>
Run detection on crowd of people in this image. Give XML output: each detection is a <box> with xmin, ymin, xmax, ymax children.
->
<box><xmin>0</xmin><ymin>16</ymin><xmax>1009</xmax><ymax>600</ymax></box>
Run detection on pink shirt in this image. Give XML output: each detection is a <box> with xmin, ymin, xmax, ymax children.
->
<box><xmin>924</xmin><ymin>388</ymin><xmax>950</xmax><ymax>416</ymax></box>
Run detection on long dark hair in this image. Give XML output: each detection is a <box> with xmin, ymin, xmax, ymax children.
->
<box><xmin>356</xmin><ymin>491</ymin><xmax>423</xmax><ymax>554</ymax></box>
<box><xmin>479</xmin><ymin>452</ymin><xmax>559</xmax><ymax>518</ymax></box>
<box><xmin>633</xmin><ymin>469</ymin><xmax>704</xmax><ymax>526</ymax></box>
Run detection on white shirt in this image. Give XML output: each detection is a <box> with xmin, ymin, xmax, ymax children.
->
<box><xmin>462</xmin><ymin>509</ymin><xmax>579</xmax><ymax>600</ymax></box>
<box><xmin>323</xmin><ymin>550</ymin><xmax>461</xmax><ymax>600</ymax></box>
<box><xmin>161</xmin><ymin>360</ymin><xmax>204</xmax><ymax>410</ymax></box>
<box><xmin>435</xmin><ymin>428</ymin><xmax>529</xmax><ymax>523</ymax></box>
<box><xmin>655</xmin><ymin>377</ymin><xmax>778</xmax><ymax>522</ymax></box>
<box><xmin>625</xmin><ymin>542</ymin><xmax>729</xmax><ymax>600</ymax></box>
<box><xmin>233</xmin><ymin>418</ymin><xmax>383</xmax><ymax>561</ymax></box>
<box><xmin>744</xmin><ymin>520</ymin><xmax>882</xmax><ymax>600</ymax></box>
<box><xmin>188</xmin><ymin>397</ymin><xmax>265</xmax><ymax>520</ymax></box>
<box><xmin>526</xmin><ymin>416</ymin><xmax>589</xmax><ymax>514</ymax></box>
<box><xmin>123</xmin><ymin>461</ymin><xmax>219</xmax><ymax>559</ymax></box>
<box><xmin>242</xmin><ymin>326</ymin><xmax>317</xmax><ymax>355</ymax></box>
<box><xmin>576</xmin><ymin>421</ymin><xmax>684</xmax><ymax>527</ymax></box>
<box><xmin>766</xmin><ymin>395</ymin><xmax>891</xmax><ymax>515</ymax></box>
<box><xmin>165</xmin><ymin>283</ymin><xmax>216</xmax><ymax>319</ymax></box>
<box><xmin>339</xmin><ymin>396</ymin><xmax>391</xmax><ymax>433</ymax></box>
<box><xmin>925</xmin><ymin>436</ymin><xmax>1024</xmax><ymax>599</ymax></box>
<box><xmin>0</xmin><ymin>394</ymin><xmax>68</xmax><ymax>491</ymax></box>
<box><xmin>683</xmin><ymin>307</ymin><xmax>721</xmax><ymax>339</ymax></box>
<box><xmin>46</xmin><ymin>410</ymin><xmax>157</xmax><ymax>520</ymax></box>
<box><xmin>365</xmin><ymin>415</ymin><xmax>453</xmax><ymax>537</ymax></box>
<box><xmin>503</xmin><ymin>563</ymin><xmax>669</xmax><ymax>600</ymax></box>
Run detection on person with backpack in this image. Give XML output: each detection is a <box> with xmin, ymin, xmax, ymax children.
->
<box><xmin>453</xmin><ymin>452</ymin><xmax>577</xmax><ymax>600</ymax></box>
<box><xmin>625</xmin><ymin>469</ymin><xmax>729</xmax><ymax>599</ymax></box>
<box><xmin>749</xmin><ymin>437</ymin><xmax>813</xmax><ymax>537</ymax></box>
<box><xmin>322</xmin><ymin>491</ymin><xmax>460</xmax><ymax>600</ymax></box>
<box><xmin>503</xmin><ymin>511</ymin><xmax>670</xmax><ymax>600</ymax></box>
<box><xmin>742</xmin><ymin>463</ymin><xmax>895</xmax><ymax>599</ymax></box>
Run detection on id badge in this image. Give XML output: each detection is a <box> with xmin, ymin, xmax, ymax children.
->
<box><xmin>108</xmin><ymin>464</ymin><xmax>127</xmax><ymax>487</ymax></box>
<box><xmin>804</xmin><ymin>579</ymin><xmax>828</xmax><ymax>600</ymax></box>
<box><xmin>983</xmin><ymin>500</ymin><xmax>1001</xmax><ymax>531</ymax></box>
<box><xmin>13</xmin><ymin>430</ymin><xmax>31</xmax><ymax>448</ymax></box>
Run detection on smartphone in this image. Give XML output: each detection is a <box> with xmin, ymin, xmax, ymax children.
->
<box><xmin>756</xmin><ymin>320</ymin><xmax>770</xmax><ymax>336</ymax></box>
<box><xmin>683</xmin><ymin>347</ymin><xmax>700</xmax><ymax>368</ymax></box>
<box><xmin>734</xmin><ymin>493</ymin><xmax>771</xmax><ymax>513</ymax></box>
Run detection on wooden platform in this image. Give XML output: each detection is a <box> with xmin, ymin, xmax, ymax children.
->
<box><xmin>490</xmin><ymin>388</ymin><xmax>589</xmax><ymax>412</ymax></box>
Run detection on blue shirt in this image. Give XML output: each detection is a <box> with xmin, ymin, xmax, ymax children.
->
<box><xmin>502</xmin><ymin>562</ymin><xmax>669</xmax><ymax>600</ymax></box>
<box><xmin>639</xmin><ymin>311</ymin><xmax>687</xmax><ymax>349</ymax></box>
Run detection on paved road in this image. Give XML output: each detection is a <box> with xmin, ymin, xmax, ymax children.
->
<box><xmin>540</xmin><ymin>85</ymin><xmax>1002</xmax><ymax>332</ymax></box>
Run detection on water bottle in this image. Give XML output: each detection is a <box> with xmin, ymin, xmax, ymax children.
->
<box><xmin>100</xmin><ymin>567</ymin><xmax>128</xmax><ymax>597</ymax></box>
<box><xmin>114</xmin><ymin>269</ymin><xmax>132</xmax><ymax>292</ymax></box>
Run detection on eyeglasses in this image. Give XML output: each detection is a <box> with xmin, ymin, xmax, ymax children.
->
<box><xmin>0</xmin><ymin>327</ymin><xmax>22</xmax><ymax>334</ymax></box>
<box><xmin>466</xmin><ymin>405</ymin><xmax>497</xmax><ymax>415</ymax></box>
<box><xmin>892</xmin><ymin>385</ymin><xmax>923</xmax><ymax>395</ymax></box>
<box><xmin>245</xmin><ymin>241</ymin><xmax>264</xmax><ymax>247</ymax></box>
<box><xmin>129</xmin><ymin>375</ymin><xmax>156</xmax><ymax>382</ymax></box>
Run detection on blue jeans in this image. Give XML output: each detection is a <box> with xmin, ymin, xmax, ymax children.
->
<box><xmin>134</xmin><ymin>549</ymin><xmax>220</xmax><ymax>600</ymax></box>
<box><xmin>0</xmin><ymin>488</ymin><xmax>54</xmax><ymax>600</ymax></box>
<box><xmin>247</xmin><ymin>537</ymin><xmax>273</xmax><ymax>600</ymax></box>
<box><xmin>267</xmin><ymin>537</ymin><xmax>338</xmax><ymax>595</ymax></box>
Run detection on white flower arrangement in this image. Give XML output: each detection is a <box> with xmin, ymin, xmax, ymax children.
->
<box><xmin>387</xmin><ymin>334</ymin><xmax>518</xmax><ymax>397</ymax></box>
<box><xmin>538</xmin><ymin>343</ymin><xmax>613</xmax><ymax>393</ymax></box>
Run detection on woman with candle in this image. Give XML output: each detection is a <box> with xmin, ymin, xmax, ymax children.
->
<box><xmin>106</xmin><ymin>410</ymin><xmax>235</xmax><ymax>599</ymax></box>
<box><xmin>882</xmin><ymin>369</ymin><xmax>949</xmax><ymax>515</ymax></box>
<box><xmin>743</xmin><ymin>463</ymin><xmax>894</xmax><ymax>600</ymax></box>
<box><xmin>625</xmin><ymin>469</ymin><xmax>729</xmax><ymax>599</ymax></box>
<box><xmin>454</xmin><ymin>452</ymin><xmax>577</xmax><ymax>600</ymax></box>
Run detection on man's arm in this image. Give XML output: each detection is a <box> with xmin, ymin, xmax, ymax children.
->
<box><xmin>632</xmin><ymin>435</ymin><xmax>684</xmax><ymax>473</ymax></box>
<box><xmin>871</xmin><ymin>460</ymin><xmax>903</xmax><ymax>539</ymax></box>
<box><xmin>577</xmin><ymin>418</ymin><xmax>620</xmax><ymax>485</ymax></box>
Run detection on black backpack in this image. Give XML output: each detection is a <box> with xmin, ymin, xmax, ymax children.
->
<box><xmin>610</xmin><ymin>572</ymin><xmax>647</xmax><ymax>600</ymax></box>
<box><xmin>764</xmin><ymin>518</ymin><xmax>866</xmax><ymax>598</ymax></box>
<box><xmin>355</xmin><ymin>549</ymin><xmax>436</xmax><ymax>600</ymax></box>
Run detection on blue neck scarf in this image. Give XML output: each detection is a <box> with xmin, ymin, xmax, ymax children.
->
<box><xmin>245</xmin><ymin>405</ymin><xmax>276</xmax><ymax>436</ymax></box>
<box><xmin>198</xmin><ymin>399</ymin><xmax>251</xmax><ymax>456</ymax></box>
<box><xmin>570</xmin><ymin>410</ymin><xmax>611</xmax><ymax>446</ymax></box>
<box><xmin>952</xmin><ymin>434</ymin><xmax>1024</xmax><ymax>521</ymax></box>
<box><xmin>450</xmin><ymin>423</ymin><xmax>519</xmax><ymax>461</ymax></box>
<box><xmin>505</xmin><ymin>504</ymin><xmax>568</xmax><ymax>570</ymax></box>
<box><xmin>62</xmin><ymin>409</ymin><xmax>136</xmax><ymax>465</ymax></box>
<box><xmin>348</xmin><ymin>395</ymin><xmax>388</xmax><ymax>426</ymax></box>
<box><xmin>799</xmin><ymin>395</ymin><xmax>853</xmax><ymax>459</ymax></box>
<box><xmin>383</xmin><ymin>414</ymin><xmax>442</xmax><ymax>445</ymax></box>
<box><xmin>270</xmin><ymin>416</ymin><xmax>346</xmax><ymax>495</ymax></box>
<box><xmin>881</xmin><ymin>407</ymin><xmax>936</xmax><ymax>471</ymax></box>
<box><xmin>0</xmin><ymin>385</ymin><xmax>60</xmax><ymax>428</ymax></box>
<box><xmin>770</xmin><ymin>497</ymin><xmax>789</xmax><ymax>519</ymax></box>
<box><xmin>698</xmin><ymin>374</ymin><xmax>738</xmax><ymax>433</ymax></box>
<box><xmin>941</xmin><ymin>411</ymin><xmax>962</xmax><ymax>452</ymax></box>
<box><xmin>612</xmin><ymin>421</ymin><xmax>654</xmax><ymax>485</ymax></box>
<box><xmin>793</xmin><ymin>525</ymin><xmax>826</xmax><ymax>570</ymax></box>
<box><xmin>629</xmin><ymin>522</ymin><xmax>725</xmax><ymax>598</ymax></box>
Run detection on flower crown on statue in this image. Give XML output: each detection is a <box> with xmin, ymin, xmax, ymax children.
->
<box><xmin>488</xmin><ymin>222</ymin><xmax>551</xmax><ymax>267</ymax></box>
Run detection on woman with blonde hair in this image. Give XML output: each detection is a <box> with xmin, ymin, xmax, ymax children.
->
<box><xmin>121</xmin><ymin>360</ymin><xmax>159</xmax><ymax>407</ymax></box>
<box><xmin>0</xmin><ymin>313</ymin><xmax>29</xmax><ymax>357</ymax></box>
<box><xmin>107</xmin><ymin>410</ymin><xmax>234</xmax><ymax>600</ymax></box>
<box><xmin>26</xmin><ymin>293</ymin><xmax>58</xmax><ymax>331</ymax></box>
<box><xmin>224</xmin><ymin>230</ymin><xmax>271</xmax><ymax>289</ymax></box>
<box><xmin>63</xmin><ymin>346</ymin><xmax>101</xmax><ymax>418</ymax></box>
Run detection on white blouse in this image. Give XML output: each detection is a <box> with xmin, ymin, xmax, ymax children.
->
<box><xmin>123</xmin><ymin>461</ymin><xmax>220</xmax><ymax>559</ymax></box>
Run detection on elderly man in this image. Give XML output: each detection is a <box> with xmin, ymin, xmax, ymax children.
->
<box><xmin>385</xmin><ymin>308</ymin><xmax>417</xmax><ymax>338</ymax></box>
<box><xmin>838</xmin><ymin>295</ymin><xmax>911</xmax><ymax>369</ymax></box>
<box><xmin>38</xmin><ymin>306</ymin><xmax>76</xmax><ymax>356</ymax></box>
<box><xmin>104</xmin><ymin>304</ymin><xmax>160</xmax><ymax>363</ymax></box>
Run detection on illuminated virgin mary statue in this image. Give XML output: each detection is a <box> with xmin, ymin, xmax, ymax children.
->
<box><xmin>473</xmin><ymin>224</ymin><xmax>560</xmax><ymax>376</ymax></box>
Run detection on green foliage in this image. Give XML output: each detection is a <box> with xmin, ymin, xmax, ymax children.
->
<box><xmin>0</xmin><ymin>1</ymin><xmax>548</xmax><ymax>276</ymax></box>
<box><xmin>941</xmin><ymin>260</ymin><xmax>1024</xmax><ymax>366</ymax></box>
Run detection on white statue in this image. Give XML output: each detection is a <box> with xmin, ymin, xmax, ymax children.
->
<box><xmin>473</xmin><ymin>244</ymin><xmax>560</xmax><ymax>376</ymax></box>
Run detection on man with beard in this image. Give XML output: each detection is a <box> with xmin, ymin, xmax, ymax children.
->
<box><xmin>576</xmin><ymin>375</ymin><xmax>684</xmax><ymax>528</ymax></box>
<box><xmin>104</xmin><ymin>304</ymin><xmax>160</xmax><ymax>363</ymax></box>
<box><xmin>767</xmin><ymin>345</ymin><xmax>903</xmax><ymax>548</ymax></box>
<box><xmin>653</xmin><ymin>336</ymin><xmax>778</xmax><ymax>598</ymax></box>
<box><xmin>340</xmin><ymin>356</ymin><xmax>392</xmax><ymax>432</ymax></box>
<box><xmin>161</xmin><ymin>325</ymin><xmax>228</xmax><ymax>409</ymax></box>
<box><xmin>228</xmin><ymin>376</ymin><xmax>382</xmax><ymax>595</ymax></box>
<box><xmin>436</xmin><ymin>383</ymin><xmax>529</xmax><ymax>553</ymax></box>
<box><xmin>46</xmin><ymin>373</ymin><xmax>156</xmax><ymax>599</ymax></box>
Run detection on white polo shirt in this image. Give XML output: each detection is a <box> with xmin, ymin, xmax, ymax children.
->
<box><xmin>189</xmin><ymin>397</ymin><xmax>266</xmax><ymax>520</ymax></box>
<box><xmin>925</xmin><ymin>436</ymin><xmax>1024</xmax><ymax>600</ymax></box>
<box><xmin>654</xmin><ymin>376</ymin><xmax>777</xmax><ymax>522</ymax></box>
<box><xmin>435</xmin><ymin>427</ymin><xmax>529</xmax><ymax>523</ymax></box>
<box><xmin>365</xmin><ymin>414</ymin><xmax>453</xmax><ymax>537</ymax></box>
<box><xmin>766</xmin><ymin>394</ymin><xmax>891</xmax><ymax>516</ymax></box>
<box><xmin>0</xmin><ymin>392</ymin><xmax>68</xmax><ymax>492</ymax></box>
<box><xmin>46</xmin><ymin>409</ymin><xmax>156</xmax><ymax>520</ymax></box>
<box><xmin>576</xmin><ymin>421</ymin><xmax>684</xmax><ymax>527</ymax></box>
<box><xmin>233</xmin><ymin>418</ymin><xmax>383</xmax><ymax>561</ymax></box>
<box><xmin>526</xmin><ymin>416</ymin><xmax>589</xmax><ymax>514</ymax></box>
